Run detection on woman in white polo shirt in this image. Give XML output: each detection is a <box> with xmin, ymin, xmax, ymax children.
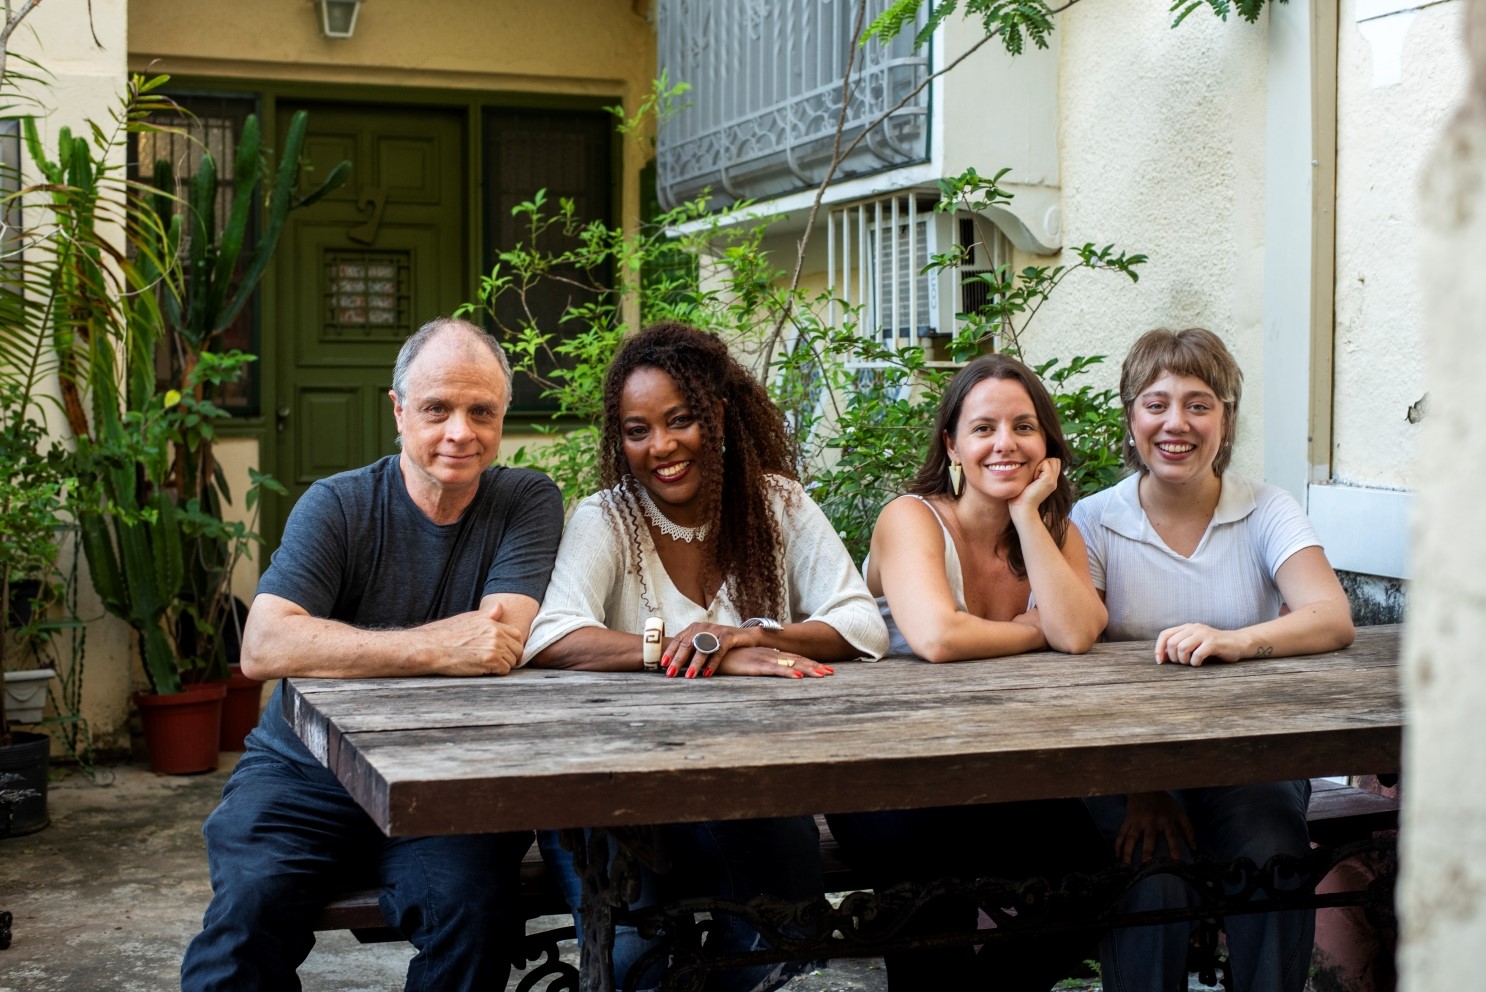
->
<box><xmin>1071</xmin><ymin>327</ymin><xmax>1355</xmax><ymax>992</ymax></box>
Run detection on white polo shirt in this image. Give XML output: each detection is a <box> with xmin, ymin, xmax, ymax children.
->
<box><xmin>1071</xmin><ymin>473</ymin><xmax>1322</xmax><ymax>642</ymax></box>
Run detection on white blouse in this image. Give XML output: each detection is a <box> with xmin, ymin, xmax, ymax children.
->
<box><xmin>523</xmin><ymin>476</ymin><xmax>889</xmax><ymax>664</ymax></box>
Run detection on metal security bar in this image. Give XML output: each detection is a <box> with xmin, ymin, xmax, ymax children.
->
<box><xmin>656</xmin><ymin>0</ymin><xmax>931</xmax><ymax>209</ymax></box>
<box><xmin>827</xmin><ymin>193</ymin><xmax>1010</xmax><ymax>359</ymax></box>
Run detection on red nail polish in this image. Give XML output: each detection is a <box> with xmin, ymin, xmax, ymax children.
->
<box><xmin>703</xmin><ymin>669</ymin><xmax>714</xmax><ymax>677</ymax></box>
<box><xmin>666</xmin><ymin>665</ymin><xmax>677</xmax><ymax>678</ymax></box>
<box><xmin>685</xmin><ymin>669</ymin><xmax>696</xmax><ymax>679</ymax></box>
<box><xmin>662</xmin><ymin>654</ymin><xmax>671</xmax><ymax>666</ymax></box>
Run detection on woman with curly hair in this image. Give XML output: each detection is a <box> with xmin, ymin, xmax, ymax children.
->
<box><xmin>525</xmin><ymin>320</ymin><xmax>887</xmax><ymax>991</ymax></box>
<box><xmin>826</xmin><ymin>353</ymin><xmax>1111</xmax><ymax>990</ymax></box>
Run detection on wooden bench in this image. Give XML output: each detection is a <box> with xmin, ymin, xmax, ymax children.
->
<box><xmin>313</xmin><ymin>815</ymin><xmax>866</xmax><ymax>942</ymax></box>
<box><xmin>313</xmin><ymin>779</ymin><xmax>1399</xmax><ymax>944</ymax></box>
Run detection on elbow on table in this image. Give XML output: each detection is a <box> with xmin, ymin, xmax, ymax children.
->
<box><xmin>239</xmin><ymin>619</ymin><xmax>289</xmax><ymax>681</ymax></box>
<box><xmin>1047</xmin><ymin>629</ymin><xmax>1098</xmax><ymax>655</ymax></box>
<box><xmin>903</xmin><ymin>630</ymin><xmax>958</xmax><ymax>664</ymax></box>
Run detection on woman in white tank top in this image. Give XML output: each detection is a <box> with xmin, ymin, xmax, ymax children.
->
<box><xmin>829</xmin><ymin>354</ymin><xmax>1112</xmax><ymax>989</ymax></box>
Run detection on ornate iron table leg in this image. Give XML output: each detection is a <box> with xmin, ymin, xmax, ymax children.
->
<box><xmin>565</xmin><ymin>825</ymin><xmax>671</xmax><ymax>992</ymax></box>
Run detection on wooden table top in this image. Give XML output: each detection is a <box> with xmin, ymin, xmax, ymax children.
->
<box><xmin>285</xmin><ymin>624</ymin><xmax>1403</xmax><ymax>837</ymax></box>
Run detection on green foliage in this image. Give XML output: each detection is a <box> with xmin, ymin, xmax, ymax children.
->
<box><xmin>458</xmin><ymin>188</ymin><xmax>782</xmax><ymax>505</ymax></box>
<box><xmin>0</xmin><ymin>386</ymin><xmax>71</xmax><ymax>591</ymax></box>
<box><xmin>606</xmin><ymin>71</ymin><xmax>692</xmax><ymax>142</ymax></box>
<box><xmin>12</xmin><ymin>75</ymin><xmax>330</xmax><ymax>694</ymax></box>
<box><xmin>866</xmin><ymin>0</ymin><xmax>1284</xmax><ymax>52</ymax></box>
<box><xmin>867</xmin><ymin>0</ymin><xmax>1059</xmax><ymax>54</ymax></box>
<box><xmin>0</xmin><ymin>383</ymin><xmax>77</xmax><ymax>737</ymax></box>
<box><xmin>1170</xmin><ymin>0</ymin><xmax>1277</xmax><ymax>27</ymax></box>
<box><xmin>1037</xmin><ymin>355</ymin><xmax>1127</xmax><ymax>498</ymax></box>
<box><xmin>463</xmin><ymin>164</ymin><xmax>1142</xmax><ymax>564</ymax></box>
<box><xmin>73</xmin><ymin>350</ymin><xmax>284</xmax><ymax>695</ymax></box>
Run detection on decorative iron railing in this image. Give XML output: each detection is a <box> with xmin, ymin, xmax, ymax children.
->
<box><xmin>656</xmin><ymin>0</ymin><xmax>931</xmax><ymax>210</ymax></box>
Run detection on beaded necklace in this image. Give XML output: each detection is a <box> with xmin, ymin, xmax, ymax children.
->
<box><xmin>635</xmin><ymin>485</ymin><xmax>710</xmax><ymax>543</ymax></box>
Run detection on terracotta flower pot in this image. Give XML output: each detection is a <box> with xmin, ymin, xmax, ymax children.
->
<box><xmin>134</xmin><ymin>682</ymin><xmax>226</xmax><ymax>775</ymax></box>
<box><xmin>219</xmin><ymin>664</ymin><xmax>264</xmax><ymax>752</ymax></box>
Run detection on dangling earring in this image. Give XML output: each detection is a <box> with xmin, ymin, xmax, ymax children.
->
<box><xmin>1126</xmin><ymin>434</ymin><xmax>1135</xmax><ymax>448</ymax></box>
<box><xmin>948</xmin><ymin>460</ymin><xmax>964</xmax><ymax>497</ymax></box>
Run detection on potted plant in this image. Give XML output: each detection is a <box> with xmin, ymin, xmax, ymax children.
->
<box><xmin>35</xmin><ymin>84</ymin><xmax>344</xmax><ymax>773</ymax></box>
<box><xmin>0</xmin><ymin>388</ymin><xmax>71</xmax><ymax>833</ymax></box>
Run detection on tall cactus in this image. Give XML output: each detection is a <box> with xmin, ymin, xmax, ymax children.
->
<box><xmin>65</xmin><ymin>94</ymin><xmax>348</xmax><ymax>695</ymax></box>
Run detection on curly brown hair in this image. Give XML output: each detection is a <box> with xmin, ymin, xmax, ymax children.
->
<box><xmin>907</xmin><ymin>354</ymin><xmax>1074</xmax><ymax>579</ymax></box>
<box><xmin>600</xmin><ymin>321</ymin><xmax>799</xmax><ymax>619</ymax></box>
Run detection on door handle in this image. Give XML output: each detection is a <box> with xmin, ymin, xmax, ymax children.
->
<box><xmin>276</xmin><ymin>406</ymin><xmax>291</xmax><ymax>433</ymax></box>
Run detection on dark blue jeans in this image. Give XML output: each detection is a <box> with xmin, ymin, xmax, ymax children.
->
<box><xmin>825</xmin><ymin>799</ymin><xmax>1110</xmax><ymax>992</ymax></box>
<box><xmin>180</xmin><ymin>749</ymin><xmax>533</xmax><ymax>992</ymax></box>
<box><xmin>538</xmin><ymin>815</ymin><xmax>823</xmax><ymax>992</ymax></box>
<box><xmin>1085</xmin><ymin>780</ymin><xmax>1314</xmax><ymax>992</ymax></box>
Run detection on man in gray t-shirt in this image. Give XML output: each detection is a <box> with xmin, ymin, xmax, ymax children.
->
<box><xmin>182</xmin><ymin>319</ymin><xmax>563</xmax><ymax>992</ymax></box>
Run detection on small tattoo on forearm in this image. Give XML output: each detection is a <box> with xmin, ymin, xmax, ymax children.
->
<box><xmin>1253</xmin><ymin>645</ymin><xmax>1274</xmax><ymax>659</ymax></box>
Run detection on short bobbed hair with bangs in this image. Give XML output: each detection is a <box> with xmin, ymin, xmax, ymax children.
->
<box><xmin>1120</xmin><ymin>327</ymin><xmax>1243</xmax><ymax>477</ymax></box>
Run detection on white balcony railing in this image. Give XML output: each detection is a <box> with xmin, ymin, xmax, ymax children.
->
<box><xmin>656</xmin><ymin>0</ymin><xmax>931</xmax><ymax>210</ymax></box>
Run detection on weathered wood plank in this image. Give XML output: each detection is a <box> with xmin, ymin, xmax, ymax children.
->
<box><xmin>286</xmin><ymin>626</ymin><xmax>1403</xmax><ymax>836</ymax></box>
<box><xmin>287</xmin><ymin>625</ymin><xmax>1400</xmax><ymax>736</ymax></box>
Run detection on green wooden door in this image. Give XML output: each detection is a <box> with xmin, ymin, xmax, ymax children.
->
<box><xmin>269</xmin><ymin>103</ymin><xmax>466</xmax><ymax>534</ymax></box>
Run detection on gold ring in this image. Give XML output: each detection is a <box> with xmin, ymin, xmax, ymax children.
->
<box><xmin>777</xmin><ymin>656</ymin><xmax>797</xmax><ymax>668</ymax></box>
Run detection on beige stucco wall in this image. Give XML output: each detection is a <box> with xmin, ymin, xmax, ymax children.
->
<box><xmin>1332</xmin><ymin>0</ymin><xmax>1466</xmax><ymax>489</ymax></box>
<box><xmin>1022</xmin><ymin>0</ymin><xmax>1271</xmax><ymax>480</ymax></box>
<box><xmin>12</xmin><ymin>0</ymin><xmax>138</xmax><ymax>753</ymax></box>
<box><xmin>1402</xmin><ymin>2</ymin><xmax>1486</xmax><ymax>983</ymax></box>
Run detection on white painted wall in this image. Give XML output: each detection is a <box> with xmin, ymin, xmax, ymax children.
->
<box><xmin>1401</xmin><ymin>2</ymin><xmax>1486</xmax><ymax>982</ymax></box>
<box><xmin>1333</xmin><ymin>0</ymin><xmax>1466</xmax><ymax>490</ymax></box>
<box><xmin>1019</xmin><ymin>0</ymin><xmax>1271</xmax><ymax>481</ymax></box>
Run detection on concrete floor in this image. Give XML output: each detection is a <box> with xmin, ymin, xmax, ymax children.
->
<box><xmin>0</xmin><ymin>756</ymin><xmax>1283</xmax><ymax>992</ymax></box>
<box><xmin>0</xmin><ymin>755</ymin><xmax>889</xmax><ymax>992</ymax></box>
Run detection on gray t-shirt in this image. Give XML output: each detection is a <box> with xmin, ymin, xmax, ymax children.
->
<box><xmin>248</xmin><ymin>455</ymin><xmax>563</xmax><ymax>766</ymax></box>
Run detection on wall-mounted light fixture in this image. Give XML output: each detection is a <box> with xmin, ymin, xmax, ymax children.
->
<box><xmin>319</xmin><ymin>0</ymin><xmax>362</xmax><ymax>39</ymax></box>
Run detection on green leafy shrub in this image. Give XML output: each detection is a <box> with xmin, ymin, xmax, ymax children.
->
<box><xmin>464</xmin><ymin>164</ymin><xmax>1141</xmax><ymax>562</ymax></box>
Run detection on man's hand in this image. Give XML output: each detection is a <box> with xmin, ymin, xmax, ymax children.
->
<box><xmin>423</xmin><ymin>602</ymin><xmax>525</xmax><ymax>676</ymax></box>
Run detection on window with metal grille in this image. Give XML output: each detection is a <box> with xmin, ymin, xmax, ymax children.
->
<box><xmin>323</xmin><ymin>253</ymin><xmax>412</xmax><ymax>335</ymax></box>
<box><xmin>133</xmin><ymin>92</ymin><xmax>261</xmax><ymax>414</ymax></box>
<box><xmin>827</xmin><ymin>194</ymin><xmax>1010</xmax><ymax>362</ymax></box>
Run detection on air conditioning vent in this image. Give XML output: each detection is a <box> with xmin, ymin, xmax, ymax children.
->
<box><xmin>827</xmin><ymin>194</ymin><xmax>1012</xmax><ymax>359</ymax></box>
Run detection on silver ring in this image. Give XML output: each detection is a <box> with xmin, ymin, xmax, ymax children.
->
<box><xmin>692</xmin><ymin>631</ymin><xmax>721</xmax><ymax>655</ymax></box>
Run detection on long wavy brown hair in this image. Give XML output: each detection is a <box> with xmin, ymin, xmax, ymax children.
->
<box><xmin>907</xmin><ymin>354</ymin><xmax>1074</xmax><ymax>579</ymax></box>
<box><xmin>600</xmin><ymin>322</ymin><xmax>798</xmax><ymax>619</ymax></box>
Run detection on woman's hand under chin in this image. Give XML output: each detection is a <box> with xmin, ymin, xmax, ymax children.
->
<box><xmin>1007</xmin><ymin>457</ymin><xmax>1061</xmax><ymax>521</ymax></box>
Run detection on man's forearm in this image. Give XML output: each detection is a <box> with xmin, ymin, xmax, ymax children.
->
<box><xmin>240</xmin><ymin>593</ymin><xmax>535</xmax><ymax>680</ymax></box>
<box><xmin>240</xmin><ymin>613</ymin><xmax>443</xmax><ymax>679</ymax></box>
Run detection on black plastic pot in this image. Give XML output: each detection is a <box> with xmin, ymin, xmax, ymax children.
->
<box><xmin>0</xmin><ymin>731</ymin><xmax>49</xmax><ymax>837</ymax></box>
